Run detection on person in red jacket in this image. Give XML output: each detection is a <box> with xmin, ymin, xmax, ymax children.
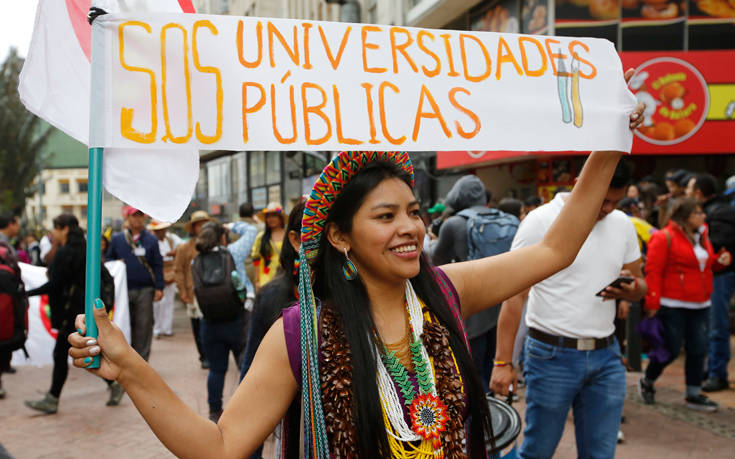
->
<box><xmin>639</xmin><ymin>197</ymin><xmax>732</xmax><ymax>412</ymax></box>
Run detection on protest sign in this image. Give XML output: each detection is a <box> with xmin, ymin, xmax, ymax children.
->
<box><xmin>12</xmin><ymin>261</ymin><xmax>130</xmax><ymax>367</ymax></box>
<box><xmin>91</xmin><ymin>13</ymin><xmax>637</xmax><ymax>153</ymax></box>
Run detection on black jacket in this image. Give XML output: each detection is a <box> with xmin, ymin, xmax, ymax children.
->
<box><xmin>704</xmin><ymin>195</ymin><xmax>735</xmax><ymax>274</ymax></box>
<box><xmin>27</xmin><ymin>242</ymin><xmax>86</xmax><ymax>330</ymax></box>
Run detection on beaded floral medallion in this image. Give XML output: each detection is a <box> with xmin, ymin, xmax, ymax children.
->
<box><xmin>409</xmin><ymin>393</ymin><xmax>449</xmax><ymax>440</ymax></box>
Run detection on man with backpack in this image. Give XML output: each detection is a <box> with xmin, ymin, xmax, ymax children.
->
<box><xmin>107</xmin><ymin>206</ymin><xmax>164</xmax><ymax>362</ymax></box>
<box><xmin>428</xmin><ymin>175</ymin><xmax>519</xmax><ymax>390</ymax></box>
<box><xmin>491</xmin><ymin>162</ymin><xmax>647</xmax><ymax>458</ymax></box>
<box><xmin>0</xmin><ymin>212</ymin><xmax>26</xmax><ymax>399</ymax></box>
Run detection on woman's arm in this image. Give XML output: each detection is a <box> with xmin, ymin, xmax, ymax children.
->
<box><xmin>443</xmin><ymin>69</ymin><xmax>643</xmax><ymax>318</ymax></box>
<box><xmin>69</xmin><ymin>305</ymin><xmax>297</xmax><ymax>459</ymax></box>
<box><xmin>443</xmin><ymin>150</ymin><xmax>623</xmax><ymax>317</ymax></box>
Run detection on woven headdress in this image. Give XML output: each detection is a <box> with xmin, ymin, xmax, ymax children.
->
<box><xmin>297</xmin><ymin>151</ymin><xmax>414</xmax><ymax>458</ymax></box>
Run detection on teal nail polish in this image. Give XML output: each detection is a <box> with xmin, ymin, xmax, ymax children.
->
<box><xmin>95</xmin><ymin>298</ymin><xmax>104</xmax><ymax>309</ymax></box>
<box><xmin>77</xmin><ymin>328</ymin><xmax>83</xmax><ymax>335</ymax></box>
<box><xmin>83</xmin><ymin>357</ymin><xmax>92</xmax><ymax>364</ymax></box>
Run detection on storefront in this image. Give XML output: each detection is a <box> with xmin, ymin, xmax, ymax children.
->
<box><xmin>193</xmin><ymin>151</ymin><xmax>329</xmax><ymax>221</ymax></box>
<box><xmin>435</xmin><ymin>49</ymin><xmax>735</xmax><ymax>203</ymax></box>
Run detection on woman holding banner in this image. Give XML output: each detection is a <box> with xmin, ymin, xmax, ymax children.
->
<box><xmin>68</xmin><ymin>75</ymin><xmax>643</xmax><ymax>458</ymax></box>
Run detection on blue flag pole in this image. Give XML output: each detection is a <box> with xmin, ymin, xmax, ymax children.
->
<box><xmin>84</xmin><ymin>147</ymin><xmax>104</xmax><ymax>369</ymax></box>
<box><xmin>84</xmin><ymin>7</ymin><xmax>108</xmax><ymax>369</ymax></box>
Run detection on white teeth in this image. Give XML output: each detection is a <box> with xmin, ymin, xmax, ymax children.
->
<box><xmin>391</xmin><ymin>244</ymin><xmax>417</xmax><ymax>253</ymax></box>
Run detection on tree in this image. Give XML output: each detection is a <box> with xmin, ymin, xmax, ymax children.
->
<box><xmin>0</xmin><ymin>48</ymin><xmax>50</xmax><ymax>215</ymax></box>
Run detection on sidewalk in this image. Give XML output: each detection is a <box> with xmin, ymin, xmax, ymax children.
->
<box><xmin>1</xmin><ymin>303</ymin><xmax>262</xmax><ymax>459</ymax></box>
<box><xmin>2</xmin><ymin>303</ymin><xmax>734</xmax><ymax>458</ymax></box>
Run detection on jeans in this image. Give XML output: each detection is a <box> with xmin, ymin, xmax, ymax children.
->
<box><xmin>645</xmin><ymin>306</ymin><xmax>709</xmax><ymax>389</ymax></box>
<box><xmin>707</xmin><ymin>272</ymin><xmax>734</xmax><ymax>381</ymax></box>
<box><xmin>201</xmin><ymin>314</ymin><xmax>245</xmax><ymax>413</ymax></box>
<box><xmin>470</xmin><ymin>327</ymin><xmax>497</xmax><ymax>392</ymax></box>
<box><xmin>519</xmin><ymin>337</ymin><xmax>626</xmax><ymax>459</ymax></box>
<box><xmin>128</xmin><ymin>287</ymin><xmax>155</xmax><ymax>361</ymax></box>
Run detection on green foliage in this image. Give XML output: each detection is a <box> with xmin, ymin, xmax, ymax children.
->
<box><xmin>0</xmin><ymin>48</ymin><xmax>50</xmax><ymax>214</ymax></box>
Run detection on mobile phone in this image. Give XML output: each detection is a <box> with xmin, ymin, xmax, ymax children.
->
<box><xmin>595</xmin><ymin>276</ymin><xmax>635</xmax><ymax>297</ymax></box>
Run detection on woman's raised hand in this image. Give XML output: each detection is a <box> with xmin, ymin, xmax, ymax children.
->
<box><xmin>624</xmin><ymin>68</ymin><xmax>646</xmax><ymax>131</ymax></box>
<box><xmin>68</xmin><ymin>299</ymin><xmax>134</xmax><ymax>381</ymax></box>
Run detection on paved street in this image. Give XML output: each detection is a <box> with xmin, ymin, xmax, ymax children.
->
<box><xmin>2</xmin><ymin>303</ymin><xmax>734</xmax><ymax>458</ymax></box>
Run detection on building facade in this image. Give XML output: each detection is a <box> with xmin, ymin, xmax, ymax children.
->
<box><xmin>189</xmin><ymin>0</ymin><xmax>734</xmax><ymax>212</ymax></box>
<box><xmin>25</xmin><ymin>127</ymin><xmax>124</xmax><ymax>231</ymax></box>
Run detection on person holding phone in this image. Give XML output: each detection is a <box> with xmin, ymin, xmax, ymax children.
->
<box><xmin>491</xmin><ymin>160</ymin><xmax>648</xmax><ymax>458</ymax></box>
<box><xmin>639</xmin><ymin>197</ymin><xmax>732</xmax><ymax>411</ymax></box>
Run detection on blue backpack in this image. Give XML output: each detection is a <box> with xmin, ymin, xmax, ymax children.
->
<box><xmin>456</xmin><ymin>208</ymin><xmax>520</xmax><ymax>260</ymax></box>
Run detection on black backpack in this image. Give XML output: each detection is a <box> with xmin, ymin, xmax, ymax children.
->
<box><xmin>0</xmin><ymin>241</ymin><xmax>29</xmax><ymax>356</ymax></box>
<box><xmin>192</xmin><ymin>249</ymin><xmax>243</xmax><ymax>321</ymax></box>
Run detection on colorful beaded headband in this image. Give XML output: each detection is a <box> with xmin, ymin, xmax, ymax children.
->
<box><xmin>297</xmin><ymin>150</ymin><xmax>413</xmax><ymax>458</ymax></box>
<box><xmin>301</xmin><ymin>151</ymin><xmax>414</xmax><ymax>264</ymax></box>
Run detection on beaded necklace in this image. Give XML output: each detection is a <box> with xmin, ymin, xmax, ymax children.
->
<box><xmin>375</xmin><ymin>282</ymin><xmax>450</xmax><ymax>458</ymax></box>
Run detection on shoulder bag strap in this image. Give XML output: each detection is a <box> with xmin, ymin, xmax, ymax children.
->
<box><xmin>124</xmin><ymin>230</ymin><xmax>156</xmax><ymax>285</ymax></box>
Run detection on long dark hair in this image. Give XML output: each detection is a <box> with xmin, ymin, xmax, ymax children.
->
<box><xmin>311</xmin><ymin>161</ymin><xmax>493</xmax><ymax>457</ymax></box>
<box><xmin>259</xmin><ymin>212</ymin><xmax>284</xmax><ymax>267</ymax></box>
<box><xmin>260</xmin><ymin>201</ymin><xmax>306</xmax><ymax>328</ymax></box>
<box><xmin>52</xmin><ymin>213</ymin><xmax>85</xmax><ymax>273</ymax></box>
<box><xmin>278</xmin><ymin>200</ymin><xmax>305</xmax><ymax>285</ymax></box>
<box><xmin>669</xmin><ymin>197</ymin><xmax>702</xmax><ymax>233</ymax></box>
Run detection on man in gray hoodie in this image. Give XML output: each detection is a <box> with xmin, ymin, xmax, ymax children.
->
<box><xmin>427</xmin><ymin>175</ymin><xmax>518</xmax><ymax>391</ymax></box>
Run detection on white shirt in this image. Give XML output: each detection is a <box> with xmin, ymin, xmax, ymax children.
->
<box><xmin>39</xmin><ymin>234</ymin><xmax>53</xmax><ymax>261</ymax></box>
<box><xmin>157</xmin><ymin>233</ymin><xmax>183</xmax><ymax>262</ymax></box>
<box><xmin>511</xmin><ymin>193</ymin><xmax>641</xmax><ymax>339</ymax></box>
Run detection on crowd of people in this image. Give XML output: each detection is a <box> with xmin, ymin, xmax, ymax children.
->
<box><xmin>2</xmin><ymin>159</ymin><xmax>734</xmax><ymax>456</ymax></box>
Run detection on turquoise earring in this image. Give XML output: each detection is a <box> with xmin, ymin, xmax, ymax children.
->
<box><xmin>342</xmin><ymin>248</ymin><xmax>357</xmax><ymax>280</ymax></box>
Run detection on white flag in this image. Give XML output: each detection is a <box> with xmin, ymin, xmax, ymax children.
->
<box><xmin>19</xmin><ymin>0</ymin><xmax>198</xmax><ymax>222</ymax></box>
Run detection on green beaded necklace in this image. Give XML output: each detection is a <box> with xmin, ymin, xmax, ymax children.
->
<box><xmin>380</xmin><ymin>319</ymin><xmax>435</xmax><ymax>407</ymax></box>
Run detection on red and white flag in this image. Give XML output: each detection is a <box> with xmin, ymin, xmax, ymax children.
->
<box><xmin>19</xmin><ymin>0</ymin><xmax>198</xmax><ymax>222</ymax></box>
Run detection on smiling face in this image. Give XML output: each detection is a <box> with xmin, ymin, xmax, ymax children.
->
<box><xmin>334</xmin><ymin>177</ymin><xmax>425</xmax><ymax>286</ymax></box>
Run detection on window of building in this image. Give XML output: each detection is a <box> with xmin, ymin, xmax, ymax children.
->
<box><xmin>249</xmin><ymin>151</ymin><xmax>265</xmax><ymax>187</ymax></box>
<box><xmin>366</xmin><ymin>0</ymin><xmax>378</xmax><ymax>23</ymax></box>
<box><xmin>77</xmin><ymin>179</ymin><xmax>88</xmax><ymax>193</ymax></box>
<box><xmin>81</xmin><ymin>205</ymin><xmax>88</xmax><ymax>219</ymax></box>
<box><xmin>59</xmin><ymin>179</ymin><xmax>70</xmax><ymax>194</ymax></box>
<box><xmin>40</xmin><ymin>206</ymin><xmax>47</xmax><ymax>221</ymax></box>
<box><xmin>206</xmin><ymin>157</ymin><xmax>232</xmax><ymax>206</ymax></box>
<box><xmin>232</xmin><ymin>152</ymin><xmax>249</xmax><ymax>205</ymax></box>
<box><xmin>62</xmin><ymin>205</ymin><xmax>74</xmax><ymax>214</ymax></box>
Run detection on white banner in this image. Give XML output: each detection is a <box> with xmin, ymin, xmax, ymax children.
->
<box><xmin>92</xmin><ymin>13</ymin><xmax>637</xmax><ymax>153</ymax></box>
<box><xmin>12</xmin><ymin>261</ymin><xmax>130</xmax><ymax>367</ymax></box>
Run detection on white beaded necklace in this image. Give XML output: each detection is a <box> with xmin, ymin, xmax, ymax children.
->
<box><xmin>375</xmin><ymin>281</ymin><xmax>438</xmax><ymax>442</ymax></box>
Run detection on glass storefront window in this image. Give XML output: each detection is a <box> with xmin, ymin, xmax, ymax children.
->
<box><xmin>266</xmin><ymin>151</ymin><xmax>281</xmax><ymax>184</ymax></box>
<box><xmin>250</xmin><ymin>151</ymin><xmax>265</xmax><ymax>187</ymax></box>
